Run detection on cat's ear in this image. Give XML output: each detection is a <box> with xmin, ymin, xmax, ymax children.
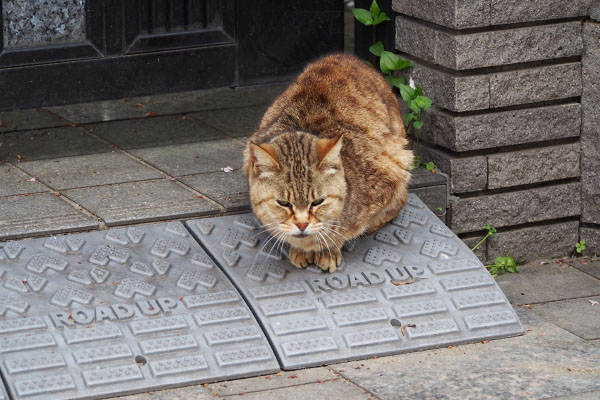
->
<box><xmin>248</xmin><ymin>142</ymin><xmax>280</xmax><ymax>178</ymax></box>
<box><xmin>316</xmin><ymin>136</ymin><xmax>343</xmax><ymax>174</ymax></box>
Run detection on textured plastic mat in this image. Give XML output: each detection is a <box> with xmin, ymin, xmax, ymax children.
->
<box><xmin>0</xmin><ymin>222</ymin><xmax>278</xmax><ymax>400</ymax></box>
<box><xmin>187</xmin><ymin>194</ymin><xmax>525</xmax><ymax>369</ymax></box>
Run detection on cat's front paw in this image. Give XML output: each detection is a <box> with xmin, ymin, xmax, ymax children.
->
<box><xmin>314</xmin><ymin>249</ymin><xmax>342</xmax><ymax>273</ymax></box>
<box><xmin>289</xmin><ymin>247</ymin><xmax>313</xmax><ymax>269</ymax></box>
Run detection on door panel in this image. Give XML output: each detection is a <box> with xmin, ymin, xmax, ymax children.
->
<box><xmin>124</xmin><ymin>0</ymin><xmax>234</xmax><ymax>54</ymax></box>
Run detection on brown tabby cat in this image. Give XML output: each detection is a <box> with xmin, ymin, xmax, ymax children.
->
<box><xmin>244</xmin><ymin>53</ymin><xmax>413</xmax><ymax>273</ymax></box>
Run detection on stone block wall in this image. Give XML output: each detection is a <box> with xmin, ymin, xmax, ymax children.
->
<box><xmin>392</xmin><ymin>0</ymin><xmax>598</xmax><ymax>260</ymax></box>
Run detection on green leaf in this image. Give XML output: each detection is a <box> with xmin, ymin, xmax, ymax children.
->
<box><xmin>399</xmin><ymin>84</ymin><xmax>415</xmax><ymax>102</ymax></box>
<box><xmin>403</xmin><ymin>112</ymin><xmax>415</xmax><ymax>126</ymax></box>
<box><xmin>507</xmin><ymin>265</ymin><xmax>518</xmax><ymax>273</ymax></box>
<box><xmin>364</xmin><ymin>60</ymin><xmax>374</xmax><ymax>68</ymax></box>
<box><xmin>414</xmin><ymin>86</ymin><xmax>422</xmax><ymax>96</ymax></box>
<box><xmin>415</xmin><ymin>96</ymin><xmax>433</xmax><ymax>110</ymax></box>
<box><xmin>380</xmin><ymin>51</ymin><xmax>399</xmax><ymax>74</ymax></box>
<box><xmin>408</xmin><ymin>99</ymin><xmax>421</xmax><ymax>113</ymax></box>
<box><xmin>425</xmin><ymin>161</ymin><xmax>435</xmax><ymax>170</ymax></box>
<box><xmin>352</xmin><ymin>8</ymin><xmax>374</xmax><ymax>25</ymax></box>
<box><xmin>386</xmin><ymin>75</ymin><xmax>405</xmax><ymax>88</ymax></box>
<box><xmin>506</xmin><ymin>256</ymin><xmax>516</xmax><ymax>269</ymax></box>
<box><xmin>494</xmin><ymin>256</ymin><xmax>507</xmax><ymax>267</ymax></box>
<box><xmin>393</xmin><ymin>59</ymin><xmax>412</xmax><ymax>71</ymax></box>
<box><xmin>369</xmin><ymin>41</ymin><xmax>384</xmax><ymax>57</ymax></box>
<box><xmin>413</xmin><ymin>120</ymin><xmax>424</xmax><ymax>130</ymax></box>
<box><xmin>370</xmin><ymin>0</ymin><xmax>380</xmax><ymax>18</ymax></box>
<box><xmin>373</xmin><ymin>12</ymin><xmax>391</xmax><ymax>25</ymax></box>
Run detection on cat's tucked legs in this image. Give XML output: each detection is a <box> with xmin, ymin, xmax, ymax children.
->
<box><xmin>314</xmin><ymin>247</ymin><xmax>342</xmax><ymax>273</ymax></box>
<box><xmin>289</xmin><ymin>247</ymin><xmax>313</xmax><ymax>269</ymax></box>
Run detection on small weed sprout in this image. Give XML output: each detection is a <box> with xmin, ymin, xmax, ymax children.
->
<box><xmin>575</xmin><ymin>240</ymin><xmax>586</xmax><ymax>254</ymax></box>
<box><xmin>353</xmin><ymin>0</ymin><xmax>433</xmax><ymax>170</ymax></box>
<box><xmin>471</xmin><ymin>223</ymin><xmax>496</xmax><ymax>252</ymax></box>
<box><xmin>486</xmin><ymin>256</ymin><xmax>518</xmax><ymax>278</ymax></box>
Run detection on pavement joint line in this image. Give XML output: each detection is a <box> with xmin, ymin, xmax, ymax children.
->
<box><xmin>77</xmin><ymin>124</ymin><xmax>227</xmax><ymax>213</ymax></box>
<box><xmin>216</xmin><ymin>377</ymin><xmax>346</xmax><ymax>398</ymax></box>
<box><xmin>515</xmin><ymin>293</ymin><xmax>600</xmax><ymax>307</ymax></box>
<box><xmin>327</xmin><ymin>367</ymin><xmax>382</xmax><ymax>400</ymax></box>
<box><xmin>3</xmin><ymin>160</ymin><xmax>107</xmax><ymax>229</ymax></box>
<box><xmin>186</xmin><ymin>114</ymin><xmax>251</xmax><ymax>146</ymax></box>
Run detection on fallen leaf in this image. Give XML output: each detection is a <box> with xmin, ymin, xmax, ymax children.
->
<box><xmin>400</xmin><ymin>324</ymin><xmax>416</xmax><ymax>336</ymax></box>
<box><xmin>136</xmin><ymin>103</ymin><xmax>143</xmax><ymax>108</ymax></box>
<box><xmin>23</xmin><ymin>193</ymin><xmax>31</xmax><ymax>197</ymax></box>
<box><xmin>27</xmin><ymin>177</ymin><xmax>36</xmax><ymax>182</ymax></box>
<box><xmin>0</xmin><ymin>123</ymin><xmax>5</xmax><ymax>127</ymax></box>
<box><xmin>391</xmin><ymin>278</ymin><xmax>417</xmax><ymax>286</ymax></box>
<box><xmin>288</xmin><ymin>375</ymin><xmax>298</xmax><ymax>379</ymax></box>
<box><xmin>145</xmin><ymin>111</ymin><xmax>156</xmax><ymax>117</ymax></box>
<box><xmin>523</xmin><ymin>304</ymin><xmax>532</xmax><ymax>309</ymax></box>
<box><xmin>589</xmin><ymin>300</ymin><xmax>599</xmax><ymax>306</ymax></box>
<box><xmin>481</xmin><ymin>340</ymin><xmax>490</xmax><ymax>344</ymax></box>
<box><xmin>182</xmin><ymin>116</ymin><xmax>189</xmax><ymax>120</ymax></box>
<box><xmin>17</xmin><ymin>153</ymin><xmax>23</xmax><ymax>160</ymax></box>
<box><xmin>265</xmin><ymin>376</ymin><xmax>272</xmax><ymax>380</ymax></box>
<box><xmin>196</xmin><ymin>195</ymin><xmax>206</xmax><ymax>199</ymax></box>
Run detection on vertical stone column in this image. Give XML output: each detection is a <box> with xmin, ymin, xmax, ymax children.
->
<box><xmin>581</xmin><ymin>8</ymin><xmax>600</xmax><ymax>254</ymax></box>
<box><xmin>392</xmin><ymin>0</ymin><xmax>589</xmax><ymax>261</ymax></box>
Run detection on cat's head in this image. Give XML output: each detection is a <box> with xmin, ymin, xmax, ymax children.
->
<box><xmin>245</xmin><ymin>131</ymin><xmax>346</xmax><ymax>246</ymax></box>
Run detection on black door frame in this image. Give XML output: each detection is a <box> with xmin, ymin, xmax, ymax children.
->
<box><xmin>0</xmin><ymin>0</ymin><xmax>343</xmax><ymax>112</ymax></box>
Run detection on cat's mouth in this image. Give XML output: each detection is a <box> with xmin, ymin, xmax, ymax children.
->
<box><xmin>294</xmin><ymin>233</ymin><xmax>309</xmax><ymax>238</ymax></box>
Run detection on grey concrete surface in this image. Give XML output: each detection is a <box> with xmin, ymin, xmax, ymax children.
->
<box><xmin>63</xmin><ymin>179</ymin><xmax>220</xmax><ymax>226</ymax></box>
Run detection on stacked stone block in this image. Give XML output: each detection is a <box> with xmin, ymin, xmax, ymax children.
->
<box><xmin>581</xmin><ymin>5</ymin><xmax>600</xmax><ymax>254</ymax></box>
<box><xmin>392</xmin><ymin>0</ymin><xmax>594</xmax><ymax>260</ymax></box>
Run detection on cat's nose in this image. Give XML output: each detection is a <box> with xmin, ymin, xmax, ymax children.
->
<box><xmin>296</xmin><ymin>222</ymin><xmax>309</xmax><ymax>231</ymax></box>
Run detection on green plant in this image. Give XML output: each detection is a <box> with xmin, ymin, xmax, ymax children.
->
<box><xmin>471</xmin><ymin>223</ymin><xmax>497</xmax><ymax>252</ymax></box>
<box><xmin>575</xmin><ymin>240</ymin><xmax>586</xmax><ymax>254</ymax></box>
<box><xmin>486</xmin><ymin>256</ymin><xmax>518</xmax><ymax>278</ymax></box>
<box><xmin>353</xmin><ymin>0</ymin><xmax>433</xmax><ymax>169</ymax></box>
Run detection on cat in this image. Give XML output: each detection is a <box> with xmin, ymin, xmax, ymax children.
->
<box><xmin>244</xmin><ymin>53</ymin><xmax>413</xmax><ymax>273</ymax></box>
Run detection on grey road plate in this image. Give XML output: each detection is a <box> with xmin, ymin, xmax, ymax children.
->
<box><xmin>0</xmin><ymin>222</ymin><xmax>278</xmax><ymax>400</ymax></box>
<box><xmin>187</xmin><ymin>194</ymin><xmax>525</xmax><ymax>369</ymax></box>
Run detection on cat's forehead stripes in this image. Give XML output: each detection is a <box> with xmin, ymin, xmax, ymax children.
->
<box><xmin>274</xmin><ymin>133</ymin><xmax>318</xmax><ymax>207</ymax></box>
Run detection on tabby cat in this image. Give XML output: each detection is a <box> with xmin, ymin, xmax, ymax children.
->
<box><xmin>244</xmin><ymin>53</ymin><xmax>413</xmax><ymax>273</ymax></box>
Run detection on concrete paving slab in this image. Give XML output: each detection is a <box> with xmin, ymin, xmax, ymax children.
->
<box><xmin>497</xmin><ymin>261</ymin><xmax>600</xmax><ymax>305</ymax></box>
<box><xmin>190</xmin><ymin>105</ymin><xmax>268</xmax><ymax>137</ymax></box>
<box><xmin>0</xmin><ymin>193</ymin><xmax>99</xmax><ymax>240</ymax></box>
<box><xmin>0</xmin><ymin>164</ymin><xmax>48</xmax><ymax>196</ymax></box>
<box><xmin>220</xmin><ymin>379</ymin><xmax>371</xmax><ymax>400</ymax></box>
<box><xmin>133</xmin><ymin>85</ymin><xmax>285</xmax><ymax>116</ymax></box>
<box><xmin>19</xmin><ymin>152</ymin><xmax>163</xmax><ymax>190</ymax></box>
<box><xmin>86</xmin><ymin>115</ymin><xmax>225</xmax><ymax>150</ymax></box>
<box><xmin>46</xmin><ymin>99</ymin><xmax>148</xmax><ymax>124</ymax></box>
<box><xmin>64</xmin><ymin>179</ymin><xmax>220</xmax><ymax>226</ymax></box>
<box><xmin>187</xmin><ymin>194</ymin><xmax>524</xmax><ymax>369</ymax></box>
<box><xmin>180</xmin><ymin>169</ymin><xmax>249</xmax><ymax>212</ymax></box>
<box><xmin>0</xmin><ymin>221</ymin><xmax>279</xmax><ymax>400</ymax></box>
<box><xmin>0</xmin><ymin>126</ymin><xmax>113</xmax><ymax>162</ymax></box>
<box><xmin>530</xmin><ymin>297</ymin><xmax>600</xmax><ymax>340</ymax></box>
<box><xmin>206</xmin><ymin>367</ymin><xmax>338</xmax><ymax>397</ymax></box>
<box><xmin>114</xmin><ymin>385</ymin><xmax>214</xmax><ymax>400</ymax></box>
<box><xmin>331</xmin><ymin>309</ymin><xmax>600</xmax><ymax>400</ymax></box>
<box><xmin>567</xmin><ymin>258</ymin><xmax>600</xmax><ymax>279</ymax></box>
<box><xmin>0</xmin><ymin>109</ymin><xmax>68</xmax><ymax>133</ymax></box>
<box><xmin>130</xmin><ymin>139</ymin><xmax>245</xmax><ymax>177</ymax></box>
<box><xmin>552</xmin><ymin>391</ymin><xmax>600</xmax><ymax>400</ymax></box>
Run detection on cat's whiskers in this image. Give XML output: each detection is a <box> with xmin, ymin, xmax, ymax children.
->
<box><xmin>320</xmin><ymin>225</ymin><xmax>347</xmax><ymax>242</ymax></box>
<box><xmin>320</xmin><ymin>229</ymin><xmax>343</xmax><ymax>256</ymax></box>
<box><xmin>317</xmin><ymin>231</ymin><xmax>333</xmax><ymax>265</ymax></box>
<box><xmin>250</xmin><ymin>229</ymin><xmax>284</xmax><ymax>269</ymax></box>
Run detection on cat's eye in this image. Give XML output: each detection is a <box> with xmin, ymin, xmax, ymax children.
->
<box><xmin>311</xmin><ymin>198</ymin><xmax>325</xmax><ymax>207</ymax></box>
<box><xmin>277</xmin><ymin>200</ymin><xmax>292</xmax><ymax>208</ymax></box>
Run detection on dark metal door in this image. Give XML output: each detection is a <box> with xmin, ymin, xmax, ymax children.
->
<box><xmin>0</xmin><ymin>0</ymin><xmax>343</xmax><ymax>111</ymax></box>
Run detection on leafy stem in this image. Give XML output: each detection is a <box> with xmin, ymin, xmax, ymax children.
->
<box><xmin>471</xmin><ymin>224</ymin><xmax>497</xmax><ymax>252</ymax></box>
